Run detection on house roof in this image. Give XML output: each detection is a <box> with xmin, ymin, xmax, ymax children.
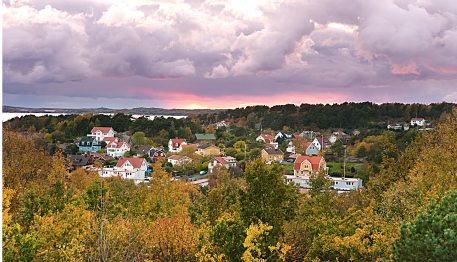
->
<box><xmin>198</xmin><ymin>144</ymin><xmax>219</xmax><ymax>149</ymax></box>
<box><xmin>315</xmin><ymin>137</ymin><xmax>331</xmax><ymax>145</ymax></box>
<box><xmin>103</xmin><ymin>137</ymin><xmax>117</xmax><ymax>142</ymax></box>
<box><xmin>411</xmin><ymin>118</ymin><xmax>424</xmax><ymax>121</ymax></box>
<box><xmin>91</xmin><ymin>127</ymin><xmax>113</xmax><ymax>133</ymax></box>
<box><xmin>107</xmin><ymin>141</ymin><xmax>131</xmax><ymax>149</ymax></box>
<box><xmin>294</xmin><ymin>156</ymin><xmax>324</xmax><ymax>171</ymax></box>
<box><xmin>260</xmin><ymin>134</ymin><xmax>274</xmax><ymax>144</ymax></box>
<box><xmin>170</xmin><ymin>138</ymin><xmax>186</xmax><ymax>148</ymax></box>
<box><xmin>182</xmin><ymin>144</ymin><xmax>197</xmax><ymax>150</ymax></box>
<box><xmin>137</xmin><ymin>145</ymin><xmax>152</xmax><ymax>155</ymax></box>
<box><xmin>80</xmin><ymin>137</ymin><xmax>96</xmax><ymax>143</ymax></box>
<box><xmin>207</xmin><ymin>156</ymin><xmax>237</xmax><ymax>164</ymax></box>
<box><xmin>116</xmin><ymin>157</ymin><xmax>145</xmax><ymax>168</ymax></box>
<box><xmin>263</xmin><ymin>148</ymin><xmax>284</xmax><ymax>155</ymax></box>
<box><xmin>194</xmin><ymin>134</ymin><xmax>216</xmax><ymax>140</ymax></box>
<box><xmin>168</xmin><ymin>155</ymin><xmax>185</xmax><ymax>160</ymax></box>
<box><xmin>304</xmin><ymin>142</ymin><xmax>313</xmax><ymax>149</ymax></box>
<box><xmin>190</xmin><ymin>179</ymin><xmax>209</xmax><ymax>185</ymax></box>
<box><xmin>69</xmin><ymin>155</ymin><xmax>92</xmax><ymax>166</ymax></box>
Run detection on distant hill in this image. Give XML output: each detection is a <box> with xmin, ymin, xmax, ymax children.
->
<box><xmin>2</xmin><ymin>106</ymin><xmax>224</xmax><ymax>116</ymax></box>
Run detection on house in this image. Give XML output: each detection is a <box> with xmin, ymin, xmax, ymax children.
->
<box><xmin>190</xmin><ymin>179</ymin><xmax>209</xmax><ymax>187</ymax></box>
<box><xmin>149</xmin><ymin>148</ymin><xmax>166</xmax><ymax>163</ymax></box>
<box><xmin>68</xmin><ymin>154</ymin><xmax>94</xmax><ymax>170</ymax></box>
<box><xmin>194</xmin><ymin>134</ymin><xmax>216</xmax><ymax>145</ymax></box>
<box><xmin>136</xmin><ymin>145</ymin><xmax>153</xmax><ymax>156</ymax></box>
<box><xmin>98</xmin><ymin>157</ymin><xmax>148</xmax><ymax>184</ymax></box>
<box><xmin>338</xmin><ymin>138</ymin><xmax>351</xmax><ymax>146</ymax></box>
<box><xmin>285</xmin><ymin>175</ymin><xmax>362</xmax><ymax>193</ymax></box>
<box><xmin>332</xmin><ymin>130</ymin><xmax>347</xmax><ymax>137</ymax></box>
<box><xmin>106</xmin><ymin>141</ymin><xmax>131</xmax><ymax>158</ymax></box>
<box><xmin>293</xmin><ymin>156</ymin><xmax>327</xmax><ymax>176</ymax></box>
<box><xmin>216</xmin><ymin>121</ymin><xmax>229</xmax><ymax>129</ymax></box>
<box><xmin>299</xmin><ymin>131</ymin><xmax>316</xmax><ymax>139</ymax></box>
<box><xmin>88</xmin><ymin>127</ymin><xmax>115</xmax><ymax>142</ymax></box>
<box><xmin>167</xmin><ymin>155</ymin><xmax>192</xmax><ymax>167</ymax></box>
<box><xmin>168</xmin><ymin>138</ymin><xmax>188</xmax><ymax>153</ymax></box>
<box><xmin>388</xmin><ymin>122</ymin><xmax>409</xmax><ymax>131</ymax></box>
<box><xmin>78</xmin><ymin>138</ymin><xmax>101</xmax><ymax>153</ymax></box>
<box><xmin>207</xmin><ymin>156</ymin><xmax>237</xmax><ymax>174</ymax></box>
<box><xmin>287</xmin><ymin>141</ymin><xmax>319</xmax><ymax>155</ymax></box>
<box><xmin>411</xmin><ymin>118</ymin><xmax>426</xmax><ymax>126</ymax></box>
<box><xmin>352</xmin><ymin>130</ymin><xmax>360</xmax><ymax>136</ymax></box>
<box><xmin>312</xmin><ymin>137</ymin><xmax>331</xmax><ymax>151</ymax></box>
<box><xmin>256</xmin><ymin>134</ymin><xmax>278</xmax><ymax>149</ymax></box>
<box><xmin>261</xmin><ymin>148</ymin><xmax>284</xmax><ymax>162</ymax></box>
<box><xmin>274</xmin><ymin>131</ymin><xmax>295</xmax><ymax>141</ymax></box>
<box><xmin>197</xmin><ymin>144</ymin><xmax>222</xmax><ymax>156</ymax></box>
<box><xmin>102</xmin><ymin>137</ymin><xmax>118</xmax><ymax>144</ymax></box>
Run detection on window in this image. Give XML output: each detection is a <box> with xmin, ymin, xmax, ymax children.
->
<box><xmin>295</xmin><ymin>170</ymin><xmax>299</xmax><ymax>174</ymax></box>
<box><xmin>304</xmin><ymin>165</ymin><xmax>309</xmax><ymax>169</ymax></box>
<box><xmin>301</xmin><ymin>171</ymin><xmax>304</xmax><ymax>175</ymax></box>
<box><xmin>269</xmin><ymin>156</ymin><xmax>272</xmax><ymax>159</ymax></box>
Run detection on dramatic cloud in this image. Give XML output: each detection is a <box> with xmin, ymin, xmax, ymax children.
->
<box><xmin>3</xmin><ymin>0</ymin><xmax>457</xmax><ymax>108</ymax></box>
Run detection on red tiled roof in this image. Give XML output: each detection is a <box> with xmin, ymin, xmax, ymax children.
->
<box><xmin>103</xmin><ymin>137</ymin><xmax>117</xmax><ymax>142</ymax></box>
<box><xmin>116</xmin><ymin>157</ymin><xmax>145</xmax><ymax>169</ymax></box>
<box><xmin>91</xmin><ymin>127</ymin><xmax>113</xmax><ymax>133</ymax></box>
<box><xmin>304</xmin><ymin>142</ymin><xmax>313</xmax><ymax>149</ymax></box>
<box><xmin>294</xmin><ymin>156</ymin><xmax>323</xmax><ymax>171</ymax></box>
<box><xmin>207</xmin><ymin>156</ymin><xmax>237</xmax><ymax>165</ymax></box>
<box><xmin>171</xmin><ymin>139</ymin><xmax>186</xmax><ymax>148</ymax></box>
<box><xmin>107</xmin><ymin>141</ymin><xmax>131</xmax><ymax>149</ymax></box>
<box><xmin>260</xmin><ymin>134</ymin><xmax>274</xmax><ymax>144</ymax></box>
<box><xmin>315</xmin><ymin>137</ymin><xmax>330</xmax><ymax>145</ymax></box>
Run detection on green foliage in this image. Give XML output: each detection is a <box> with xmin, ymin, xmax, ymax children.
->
<box><xmin>239</xmin><ymin>159</ymin><xmax>300</xmax><ymax>248</ymax></box>
<box><xmin>392</xmin><ymin>190</ymin><xmax>457</xmax><ymax>261</ymax></box>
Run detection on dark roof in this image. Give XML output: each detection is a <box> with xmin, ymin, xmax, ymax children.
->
<box><xmin>263</xmin><ymin>148</ymin><xmax>284</xmax><ymax>155</ymax></box>
<box><xmin>137</xmin><ymin>145</ymin><xmax>152</xmax><ymax>155</ymax></box>
<box><xmin>69</xmin><ymin>155</ymin><xmax>92</xmax><ymax>166</ymax></box>
<box><xmin>197</xmin><ymin>144</ymin><xmax>217</xmax><ymax>149</ymax></box>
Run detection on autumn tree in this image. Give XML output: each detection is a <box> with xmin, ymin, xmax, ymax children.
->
<box><xmin>239</xmin><ymin>159</ymin><xmax>300</xmax><ymax>249</ymax></box>
<box><xmin>291</xmin><ymin>137</ymin><xmax>308</xmax><ymax>155</ymax></box>
<box><xmin>132</xmin><ymin>131</ymin><xmax>145</xmax><ymax>146</ymax></box>
<box><xmin>207</xmin><ymin>124</ymin><xmax>216</xmax><ymax>135</ymax></box>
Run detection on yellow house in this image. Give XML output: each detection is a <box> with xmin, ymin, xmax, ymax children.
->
<box><xmin>293</xmin><ymin>156</ymin><xmax>327</xmax><ymax>176</ymax></box>
<box><xmin>197</xmin><ymin>144</ymin><xmax>222</xmax><ymax>156</ymax></box>
<box><xmin>261</xmin><ymin>148</ymin><xmax>284</xmax><ymax>162</ymax></box>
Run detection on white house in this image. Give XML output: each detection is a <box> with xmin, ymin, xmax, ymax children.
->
<box><xmin>274</xmin><ymin>131</ymin><xmax>295</xmax><ymax>141</ymax></box>
<box><xmin>207</xmin><ymin>156</ymin><xmax>237</xmax><ymax>174</ymax></box>
<box><xmin>216</xmin><ymin>121</ymin><xmax>229</xmax><ymax>128</ymax></box>
<box><xmin>106</xmin><ymin>141</ymin><xmax>131</xmax><ymax>158</ymax></box>
<box><xmin>168</xmin><ymin>138</ymin><xmax>187</xmax><ymax>153</ymax></box>
<box><xmin>190</xmin><ymin>179</ymin><xmax>209</xmax><ymax>187</ymax></box>
<box><xmin>167</xmin><ymin>155</ymin><xmax>191</xmax><ymax>167</ymax></box>
<box><xmin>411</xmin><ymin>118</ymin><xmax>426</xmax><ymax>126</ymax></box>
<box><xmin>285</xmin><ymin>175</ymin><xmax>362</xmax><ymax>193</ymax></box>
<box><xmin>256</xmin><ymin>134</ymin><xmax>278</xmax><ymax>149</ymax></box>
<box><xmin>88</xmin><ymin>127</ymin><xmax>115</xmax><ymax>142</ymax></box>
<box><xmin>312</xmin><ymin>137</ymin><xmax>331</xmax><ymax>151</ymax></box>
<box><xmin>329</xmin><ymin>134</ymin><xmax>338</xmax><ymax>144</ymax></box>
<box><xmin>99</xmin><ymin>157</ymin><xmax>148</xmax><ymax>184</ymax></box>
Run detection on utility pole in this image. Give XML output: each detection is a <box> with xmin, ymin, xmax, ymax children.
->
<box><xmin>244</xmin><ymin>142</ymin><xmax>247</xmax><ymax>161</ymax></box>
<box><xmin>344</xmin><ymin>148</ymin><xmax>346</xmax><ymax>179</ymax></box>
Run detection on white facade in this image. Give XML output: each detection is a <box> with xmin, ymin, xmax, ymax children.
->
<box><xmin>168</xmin><ymin>156</ymin><xmax>191</xmax><ymax>167</ymax></box>
<box><xmin>411</xmin><ymin>118</ymin><xmax>426</xmax><ymax>126</ymax></box>
<box><xmin>329</xmin><ymin>134</ymin><xmax>338</xmax><ymax>144</ymax></box>
<box><xmin>168</xmin><ymin>139</ymin><xmax>187</xmax><ymax>153</ymax></box>
<box><xmin>207</xmin><ymin>157</ymin><xmax>237</xmax><ymax>174</ymax></box>
<box><xmin>98</xmin><ymin>168</ymin><xmax>145</xmax><ymax>184</ymax></box>
<box><xmin>88</xmin><ymin>127</ymin><xmax>115</xmax><ymax>142</ymax></box>
<box><xmin>285</xmin><ymin>175</ymin><xmax>362</xmax><ymax>193</ymax></box>
<box><xmin>256</xmin><ymin>135</ymin><xmax>278</xmax><ymax>149</ymax></box>
<box><xmin>107</xmin><ymin>142</ymin><xmax>131</xmax><ymax>158</ymax></box>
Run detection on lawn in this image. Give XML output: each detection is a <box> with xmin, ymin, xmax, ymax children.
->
<box><xmin>327</xmin><ymin>162</ymin><xmax>363</xmax><ymax>173</ymax></box>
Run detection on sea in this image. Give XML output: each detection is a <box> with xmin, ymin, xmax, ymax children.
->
<box><xmin>2</xmin><ymin>113</ymin><xmax>187</xmax><ymax>122</ymax></box>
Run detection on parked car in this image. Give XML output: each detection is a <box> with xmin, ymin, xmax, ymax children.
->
<box><xmin>200</xmin><ymin>171</ymin><xmax>207</xmax><ymax>175</ymax></box>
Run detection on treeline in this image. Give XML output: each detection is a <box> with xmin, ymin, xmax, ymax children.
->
<box><xmin>3</xmin><ymin>108</ymin><xmax>457</xmax><ymax>261</ymax></box>
<box><xmin>192</xmin><ymin>102</ymin><xmax>454</xmax><ymax>130</ymax></box>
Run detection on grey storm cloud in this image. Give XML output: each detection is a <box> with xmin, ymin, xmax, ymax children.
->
<box><xmin>2</xmin><ymin>0</ymin><xmax>457</xmax><ymax>107</ymax></box>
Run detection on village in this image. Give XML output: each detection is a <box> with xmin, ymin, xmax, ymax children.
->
<box><xmin>61</xmin><ymin>116</ymin><xmax>430</xmax><ymax>193</ymax></box>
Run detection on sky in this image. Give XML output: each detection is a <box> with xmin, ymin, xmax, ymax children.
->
<box><xmin>3</xmin><ymin>0</ymin><xmax>457</xmax><ymax>109</ymax></box>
